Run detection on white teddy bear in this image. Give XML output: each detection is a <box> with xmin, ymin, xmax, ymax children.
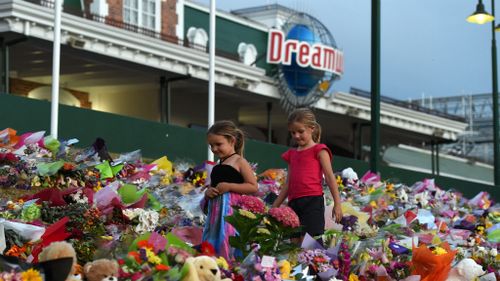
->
<box><xmin>446</xmin><ymin>258</ymin><xmax>485</xmax><ymax>281</ymax></box>
<box><xmin>341</xmin><ymin>167</ymin><xmax>358</xmax><ymax>183</ymax></box>
<box><xmin>182</xmin><ymin>256</ymin><xmax>232</xmax><ymax>281</ymax></box>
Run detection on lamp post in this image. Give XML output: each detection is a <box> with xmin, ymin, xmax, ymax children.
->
<box><xmin>467</xmin><ymin>0</ymin><xmax>500</xmax><ymax>187</ymax></box>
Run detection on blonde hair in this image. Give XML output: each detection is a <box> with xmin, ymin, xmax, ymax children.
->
<box><xmin>287</xmin><ymin>107</ymin><xmax>322</xmax><ymax>143</ymax></box>
<box><xmin>207</xmin><ymin>120</ymin><xmax>245</xmax><ymax>156</ymax></box>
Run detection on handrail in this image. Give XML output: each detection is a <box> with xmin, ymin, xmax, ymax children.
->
<box><xmin>349</xmin><ymin>87</ymin><xmax>466</xmax><ymax>122</ymax></box>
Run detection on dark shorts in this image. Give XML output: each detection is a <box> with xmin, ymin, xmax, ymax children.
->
<box><xmin>288</xmin><ymin>195</ymin><xmax>325</xmax><ymax>237</ymax></box>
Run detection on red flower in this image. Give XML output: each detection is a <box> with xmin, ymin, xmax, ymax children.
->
<box><xmin>232</xmin><ymin>274</ymin><xmax>244</xmax><ymax>281</ymax></box>
<box><xmin>137</xmin><ymin>240</ymin><xmax>153</xmax><ymax>250</ymax></box>
<box><xmin>63</xmin><ymin>162</ymin><xmax>75</xmax><ymax>170</ymax></box>
<box><xmin>155</xmin><ymin>264</ymin><xmax>170</xmax><ymax>271</ymax></box>
<box><xmin>200</xmin><ymin>241</ymin><xmax>216</xmax><ymax>256</ymax></box>
<box><xmin>128</xmin><ymin>251</ymin><xmax>141</xmax><ymax>263</ymax></box>
<box><xmin>0</xmin><ymin>153</ymin><xmax>17</xmax><ymax>163</ymax></box>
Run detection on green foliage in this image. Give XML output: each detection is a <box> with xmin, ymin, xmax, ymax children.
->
<box><xmin>225</xmin><ymin>208</ymin><xmax>299</xmax><ymax>260</ymax></box>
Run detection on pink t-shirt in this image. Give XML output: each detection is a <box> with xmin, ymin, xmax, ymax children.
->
<box><xmin>281</xmin><ymin>143</ymin><xmax>332</xmax><ymax>201</ymax></box>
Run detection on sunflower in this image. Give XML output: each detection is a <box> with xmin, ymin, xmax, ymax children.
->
<box><xmin>21</xmin><ymin>269</ymin><xmax>42</xmax><ymax>281</ymax></box>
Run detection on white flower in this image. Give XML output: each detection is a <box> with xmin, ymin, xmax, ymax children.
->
<box><xmin>476</xmin><ymin>246</ymin><xmax>487</xmax><ymax>256</ymax></box>
<box><xmin>122</xmin><ymin>208</ymin><xmax>144</xmax><ymax>220</ymax></box>
<box><xmin>70</xmin><ymin>190</ymin><xmax>88</xmax><ymax>204</ymax></box>
<box><xmin>413</xmin><ymin>191</ymin><xmax>429</xmax><ymax>207</ymax></box>
<box><xmin>489</xmin><ymin>248</ymin><xmax>497</xmax><ymax>257</ymax></box>
<box><xmin>135</xmin><ymin>210</ymin><xmax>159</xmax><ymax>234</ymax></box>
<box><xmin>397</xmin><ymin>189</ymin><xmax>408</xmax><ymax>203</ymax></box>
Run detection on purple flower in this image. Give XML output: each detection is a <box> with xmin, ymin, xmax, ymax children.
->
<box><xmin>340</xmin><ymin>215</ymin><xmax>358</xmax><ymax>231</ymax></box>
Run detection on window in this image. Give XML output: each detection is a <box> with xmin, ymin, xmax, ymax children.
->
<box><xmin>123</xmin><ymin>0</ymin><xmax>160</xmax><ymax>31</ymax></box>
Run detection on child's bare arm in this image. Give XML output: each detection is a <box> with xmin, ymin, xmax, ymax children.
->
<box><xmin>272</xmin><ymin>165</ymin><xmax>290</xmax><ymax>208</ymax></box>
<box><xmin>319</xmin><ymin>150</ymin><xmax>342</xmax><ymax>222</ymax></box>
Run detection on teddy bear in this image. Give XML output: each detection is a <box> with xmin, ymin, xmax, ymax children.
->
<box><xmin>182</xmin><ymin>256</ymin><xmax>232</xmax><ymax>281</ymax></box>
<box><xmin>83</xmin><ymin>259</ymin><xmax>119</xmax><ymax>281</ymax></box>
<box><xmin>38</xmin><ymin>241</ymin><xmax>81</xmax><ymax>281</ymax></box>
<box><xmin>446</xmin><ymin>258</ymin><xmax>486</xmax><ymax>281</ymax></box>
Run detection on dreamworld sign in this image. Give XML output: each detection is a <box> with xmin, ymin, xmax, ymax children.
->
<box><xmin>266</xmin><ymin>29</ymin><xmax>344</xmax><ymax>76</ymax></box>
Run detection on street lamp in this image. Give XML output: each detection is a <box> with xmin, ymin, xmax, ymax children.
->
<box><xmin>467</xmin><ymin>0</ymin><xmax>494</xmax><ymax>24</ymax></box>
<box><xmin>467</xmin><ymin>0</ymin><xmax>500</xmax><ymax>187</ymax></box>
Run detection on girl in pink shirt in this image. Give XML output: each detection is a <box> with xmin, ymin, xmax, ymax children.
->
<box><xmin>272</xmin><ymin>108</ymin><xmax>342</xmax><ymax>242</ymax></box>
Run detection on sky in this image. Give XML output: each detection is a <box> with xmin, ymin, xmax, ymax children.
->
<box><xmin>196</xmin><ymin>0</ymin><xmax>494</xmax><ymax>101</ymax></box>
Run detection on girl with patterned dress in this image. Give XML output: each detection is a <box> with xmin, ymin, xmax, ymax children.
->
<box><xmin>202</xmin><ymin>120</ymin><xmax>258</xmax><ymax>259</ymax></box>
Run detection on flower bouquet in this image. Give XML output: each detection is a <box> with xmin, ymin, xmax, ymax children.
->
<box><xmin>411</xmin><ymin>242</ymin><xmax>456</xmax><ymax>281</ymax></box>
<box><xmin>119</xmin><ymin>232</ymin><xmax>192</xmax><ymax>281</ymax></box>
<box><xmin>224</xmin><ymin>195</ymin><xmax>300</xmax><ymax>258</ymax></box>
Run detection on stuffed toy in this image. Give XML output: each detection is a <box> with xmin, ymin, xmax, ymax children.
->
<box><xmin>38</xmin><ymin>241</ymin><xmax>81</xmax><ymax>281</ymax></box>
<box><xmin>83</xmin><ymin>259</ymin><xmax>119</xmax><ymax>281</ymax></box>
<box><xmin>182</xmin><ymin>256</ymin><xmax>232</xmax><ymax>281</ymax></box>
<box><xmin>446</xmin><ymin>258</ymin><xmax>485</xmax><ymax>281</ymax></box>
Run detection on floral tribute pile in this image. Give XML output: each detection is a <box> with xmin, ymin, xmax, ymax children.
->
<box><xmin>0</xmin><ymin>128</ymin><xmax>498</xmax><ymax>281</ymax></box>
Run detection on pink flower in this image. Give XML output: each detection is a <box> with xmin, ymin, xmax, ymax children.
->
<box><xmin>131</xmin><ymin>272</ymin><xmax>143</xmax><ymax>281</ymax></box>
<box><xmin>234</xmin><ymin>195</ymin><xmax>266</xmax><ymax>214</ymax></box>
<box><xmin>268</xmin><ymin>207</ymin><xmax>300</xmax><ymax>228</ymax></box>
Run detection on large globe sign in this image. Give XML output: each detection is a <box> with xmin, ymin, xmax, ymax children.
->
<box><xmin>267</xmin><ymin>13</ymin><xmax>343</xmax><ymax>111</ymax></box>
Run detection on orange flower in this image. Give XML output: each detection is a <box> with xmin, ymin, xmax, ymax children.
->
<box><xmin>128</xmin><ymin>251</ymin><xmax>141</xmax><ymax>263</ymax></box>
<box><xmin>63</xmin><ymin>163</ymin><xmax>75</xmax><ymax>170</ymax></box>
<box><xmin>6</xmin><ymin>245</ymin><xmax>27</xmax><ymax>257</ymax></box>
<box><xmin>155</xmin><ymin>264</ymin><xmax>170</xmax><ymax>271</ymax></box>
<box><xmin>137</xmin><ymin>240</ymin><xmax>153</xmax><ymax>250</ymax></box>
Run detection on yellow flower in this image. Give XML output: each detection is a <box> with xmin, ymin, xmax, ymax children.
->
<box><xmin>278</xmin><ymin>260</ymin><xmax>292</xmax><ymax>279</ymax></box>
<box><xmin>238</xmin><ymin>209</ymin><xmax>256</xmax><ymax>219</ymax></box>
<box><xmin>216</xmin><ymin>257</ymin><xmax>229</xmax><ymax>270</ymax></box>
<box><xmin>349</xmin><ymin>273</ymin><xmax>360</xmax><ymax>281</ymax></box>
<box><xmin>93</xmin><ymin>181</ymin><xmax>102</xmax><ymax>192</ymax></box>
<box><xmin>262</xmin><ymin>217</ymin><xmax>271</xmax><ymax>225</ymax></box>
<box><xmin>358</xmin><ymin>252</ymin><xmax>371</xmax><ymax>262</ymax></box>
<box><xmin>146</xmin><ymin>249</ymin><xmax>162</xmax><ymax>264</ymax></box>
<box><xmin>369</xmin><ymin>200</ymin><xmax>378</xmax><ymax>209</ymax></box>
<box><xmin>21</xmin><ymin>269</ymin><xmax>42</xmax><ymax>281</ymax></box>
<box><xmin>432</xmin><ymin>246</ymin><xmax>448</xmax><ymax>256</ymax></box>
<box><xmin>257</xmin><ymin>228</ymin><xmax>271</xmax><ymax>235</ymax></box>
<box><xmin>161</xmin><ymin>176</ymin><xmax>171</xmax><ymax>185</ymax></box>
<box><xmin>476</xmin><ymin>225</ymin><xmax>485</xmax><ymax>235</ymax></box>
<box><xmin>368</xmin><ymin>186</ymin><xmax>375</xmax><ymax>194</ymax></box>
<box><xmin>485</xmin><ymin>221</ymin><xmax>492</xmax><ymax>229</ymax></box>
<box><xmin>336</xmin><ymin>175</ymin><xmax>343</xmax><ymax>186</ymax></box>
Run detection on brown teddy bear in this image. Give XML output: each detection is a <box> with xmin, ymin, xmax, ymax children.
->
<box><xmin>83</xmin><ymin>259</ymin><xmax>119</xmax><ymax>281</ymax></box>
<box><xmin>182</xmin><ymin>256</ymin><xmax>231</xmax><ymax>281</ymax></box>
<box><xmin>38</xmin><ymin>241</ymin><xmax>81</xmax><ymax>281</ymax></box>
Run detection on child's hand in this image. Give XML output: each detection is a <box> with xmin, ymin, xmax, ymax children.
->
<box><xmin>205</xmin><ymin>187</ymin><xmax>219</xmax><ymax>198</ymax></box>
<box><xmin>216</xmin><ymin>182</ymin><xmax>231</xmax><ymax>194</ymax></box>
<box><xmin>332</xmin><ymin>204</ymin><xmax>343</xmax><ymax>223</ymax></box>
